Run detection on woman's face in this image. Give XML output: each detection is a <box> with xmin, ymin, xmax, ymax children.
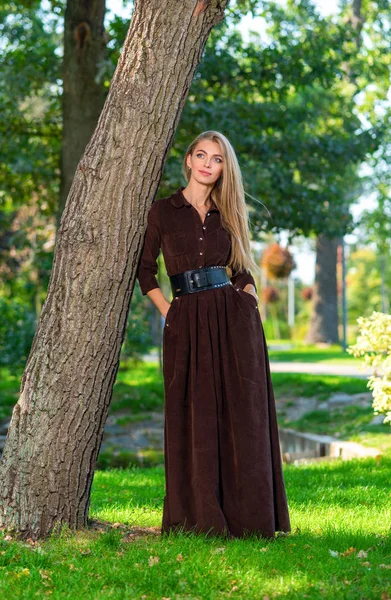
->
<box><xmin>186</xmin><ymin>139</ymin><xmax>224</xmax><ymax>186</ymax></box>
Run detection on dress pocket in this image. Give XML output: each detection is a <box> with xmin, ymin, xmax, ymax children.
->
<box><xmin>233</xmin><ymin>287</ymin><xmax>259</xmax><ymax>321</ymax></box>
<box><xmin>164</xmin><ymin>297</ymin><xmax>179</xmax><ymax>327</ymax></box>
<box><xmin>163</xmin><ymin>233</ymin><xmax>187</xmax><ymax>257</ymax></box>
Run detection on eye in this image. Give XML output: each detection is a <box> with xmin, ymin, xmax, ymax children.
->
<box><xmin>196</xmin><ymin>152</ymin><xmax>204</xmax><ymax>158</ymax></box>
<box><xmin>214</xmin><ymin>157</ymin><xmax>223</xmax><ymax>163</ymax></box>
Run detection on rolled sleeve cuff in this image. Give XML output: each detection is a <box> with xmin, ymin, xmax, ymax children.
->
<box><xmin>138</xmin><ymin>277</ymin><xmax>160</xmax><ymax>296</ymax></box>
<box><xmin>230</xmin><ymin>269</ymin><xmax>257</xmax><ymax>293</ymax></box>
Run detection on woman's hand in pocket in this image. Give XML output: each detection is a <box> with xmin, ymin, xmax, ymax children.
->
<box><xmin>243</xmin><ymin>284</ymin><xmax>259</xmax><ymax>304</ymax></box>
<box><xmin>163</xmin><ymin>301</ymin><xmax>172</xmax><ymax>319</ymax></box>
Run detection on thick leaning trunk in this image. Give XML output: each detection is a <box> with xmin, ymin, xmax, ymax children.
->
<box><xmin>0</xmin><ymin>0</ymin><xmax>228</xmax><ymax>541</ymax></box>
<box><xmin>306</xmin><ymin>235</ymin><xmax>340</xmax><ymax>344</ymax></box>
<box><xmin>57</xmin><ymin>0</ymin><xmax>107</xmax><ymax>229</ymax></box>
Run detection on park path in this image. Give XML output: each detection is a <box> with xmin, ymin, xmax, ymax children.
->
<box><xmin>269</xmin><ymin>362</ymin><xmax>373</xmax><ymax>378</ymax></box>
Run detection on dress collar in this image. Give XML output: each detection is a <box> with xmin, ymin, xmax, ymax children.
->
<box><xmin>170</xmin><ymin>186</ymin><xmax>219</xmax><ymax>212</ymax></box>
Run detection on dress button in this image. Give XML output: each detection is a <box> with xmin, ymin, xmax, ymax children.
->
<box><xmin>202</xmin><ymin>226</ymin><xmax>206</xmax><ymax>230</ymax></box>
<box><xmin>199</xmin><ymin>237</ymin><xmax>203</xmax><ymax>240</ymax></box>
<box><xmin>199</xmin><ymin>252</ymin><xmax>203</xmax><ymax>255</ymax></box>
<box><xmin>199</xmin><ymin>265</ymin><xmax>202</xmax><ymax>268</ymax></box>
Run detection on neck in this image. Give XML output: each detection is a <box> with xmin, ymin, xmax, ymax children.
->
<box><xmin>182</xmin><ymin>181</ymin><xmax>213</xmax><ymax>209</ymax></box>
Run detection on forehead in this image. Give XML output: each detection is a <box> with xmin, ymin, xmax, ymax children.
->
<box><xmin>193</xmin><ymin>140</ymin><xmax>222</xmax><ymax>154</ymax></box>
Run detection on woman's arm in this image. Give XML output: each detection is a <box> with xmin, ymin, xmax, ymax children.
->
<box><xmin>136</xmin><ymin>202</ymin><xmax>171</xmax><ymax>318</ymax></box>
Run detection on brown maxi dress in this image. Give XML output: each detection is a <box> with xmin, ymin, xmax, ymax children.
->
<box><xmin>136</xmin><ymin>186</ymin><xmax>291</xmax><ymax>539</ymax></box>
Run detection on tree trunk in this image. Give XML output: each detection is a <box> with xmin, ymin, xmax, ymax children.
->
<box><xmin>306</xmin><ymin>235</ymin><xmax>340</xmax><ymax>344</ymax></box>
<box><xmin>0</xmin><ymin>0</ymin><xmax>228</xmax><ymax>541</ymax></box>
<box><xmin>306</xmin><ymin>0</ymin><xmax>363</xmax><ymax>345</ymax></box>
<box><xmin>57</xmin><ymin>0</ymin><xmax>107</xmax><ymax>229</ymax></box>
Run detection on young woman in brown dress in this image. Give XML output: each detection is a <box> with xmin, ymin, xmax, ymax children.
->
<box><xmin>136</xmin><ymin>130</ymin><xmax>291</xmax><ymax>539</ymax></box>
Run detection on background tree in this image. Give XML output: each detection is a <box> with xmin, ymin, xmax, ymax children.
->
<box><xmin>58</xmin><ymin>0</ymin><xmax>107</xmax><ymax>227</ymax></box>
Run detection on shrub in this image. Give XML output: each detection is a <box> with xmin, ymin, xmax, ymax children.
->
<box><xmin>348</xmin><ymin>311</ymin><xmax>391</xmax><ymax>425</ymax></box>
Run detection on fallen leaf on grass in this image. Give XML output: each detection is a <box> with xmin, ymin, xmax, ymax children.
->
<box><xmin>356</xmin><ymin>550</ymin><xmax>368</xmax><ymax>559</ymax></box>
<box><xmin>329</xmin><ymin>550</ymin><xmax>339</xmax><ymax>557</ymax></box>
<box><xmin>379</xmin><ymin>564</ymin><xmax>391</xmax><ymax>569</ymax></box>
<box><xmin>148</xmin><ymin>555</ymin><xmax>160</xmax><ymax>566</ymax></box>
<box><xmin>212</xmin><ymin>547</ymin><xmax>225</xmax><ymax>554</ymax></box>
<box><xmin>259</xmin><ymin>547</ymin><xmax>268</xmax><ymax>552</ymax></box>
<box><xmin>39</xmin><ymin>570</ymin><xmax>52</xmax><ymax>580</ymax></box>
<box><xmin>341</xmin><ymin>547</ymin><xmax>356</xmax><ymax>556</ymax></box>
<box><xmin>176</xmin><ymin>554</ymin><xmax>183</xmax><ymax>562</ymax></box>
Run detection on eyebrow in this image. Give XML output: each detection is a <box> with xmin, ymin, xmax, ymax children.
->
<box><xmin>196</xmin><ymin>148</ymin><xmax>223</xmax><ymax>158</ymax></box>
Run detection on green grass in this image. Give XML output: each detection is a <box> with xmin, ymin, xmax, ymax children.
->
<box><xmin>281</xmin><ymin>404</ymin><xmax>391</xmax><ymax>453</ymax></box>
<box><xmin>0</xmin><ymin>362</ymin><xmax>166</xmax><ymax>420</ymax></box>
<box><xmin>0</xmin><ymin>459</ymin><xmax>390</xmax><ymax>599</ymax></box>
<box><xmin>0</xmin><ymin>367</ymin><xmax>368</xmax><ymax>421</ymax></box>
<box><xmin>271</xmin><ymin>372</ymin><xmax>368</xmax><ymax>401</ymax></box>
<box><xmin>268</xmin><ymin>344</ymin><xmax>361</xmax><ymax>365</ymax></box>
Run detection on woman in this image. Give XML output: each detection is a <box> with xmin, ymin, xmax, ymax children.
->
<box><xmin>136</xmin><ymin>131</ymin><xmax>291</xmax><ymax>539</ymax></box>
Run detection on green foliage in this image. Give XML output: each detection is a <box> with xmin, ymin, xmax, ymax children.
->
<box><xmin>348</xmin><ymin>311</ymin><xmax>391</xmax><ymax>424</ymax></box>
<box><xmin>263</xmin><ymin>317</ymin><xmax>291</xmax><ymax>340</ymax></box>
<box><xmin>0</xmin><ymin>297</ymin><xmax>35</xmax><ymax>373</ymax></box>
<box><xmin>1</xmin><ymin>0</ymin><xmax>391</xmax><ymax>362</ymax></box>
<box><xmin>120</xmin><ymin>285</ymin><xmax>155</xmax><ymax>362</ymax></box>
<box><xmin>346</xmin><ymin>247</ymin><xmax>387</xmax><ymax>321</ymax></box>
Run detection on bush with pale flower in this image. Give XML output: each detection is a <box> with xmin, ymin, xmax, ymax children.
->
<box><xmin>348</xmin><ymin>311</ymin><xmax>391</xmax><ymax>425</ymax></box>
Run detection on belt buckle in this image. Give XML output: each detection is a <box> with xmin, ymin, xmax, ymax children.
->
<box><xmin>188</xmin><ymin>269</ymin><xmax>208</xmax><ymax>291</ymax></box>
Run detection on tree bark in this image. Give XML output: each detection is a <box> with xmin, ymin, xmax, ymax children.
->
<box><xmin>57</xmin><ymin>0</ymin><xmax>107</xmax><ymax>229</ymax></box>
<box><xmin>306</xmin><ymin>235</ymin><xmax>340</xmax><ymax>344</ymax></box>
<box><xmin>0</xmin><ymin>0</ymin><xmax>228</xmax><ymax>541</ymax></box>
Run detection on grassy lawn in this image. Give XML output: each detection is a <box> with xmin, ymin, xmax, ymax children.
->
<box><xmin>268</xmin><ymin>344</ymin><xmax>361</xmax><ymax>366</ymax></box>
<box><xmin>270</xmin><ymin>372</ymin><xmax>368</xmax><ymax>400</ymax></box>
<box><xmin>0</xmin><ymin>458</ymin><xmax>390</xmax><ymax>599</ymax></box>
<box><xmin>0</xmin><ymin>362</ymin><xmax>166</xmax><ymax>420</ymax></box>
<box><xmin>0</xmin><ymin>366</ymin><xmax>369</xmax><ymax>421</ymax></box>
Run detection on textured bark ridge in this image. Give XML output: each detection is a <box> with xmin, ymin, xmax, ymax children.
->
<box><xmin>0</xmin><ymin>0</ymin><xmax>228</xmax><ymax>540</ymax></box>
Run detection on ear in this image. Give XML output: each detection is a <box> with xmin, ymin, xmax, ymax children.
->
<box><xmin>186</xmin><ymin>152</ymin><xmax>192</xmax><ymax>169</ymax></box>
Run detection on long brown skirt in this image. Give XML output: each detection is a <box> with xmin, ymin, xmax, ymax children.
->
<box><xmin>161</xmin><ymin>282</ymin><xmax>291</xmax><ymax>539</ymax></box>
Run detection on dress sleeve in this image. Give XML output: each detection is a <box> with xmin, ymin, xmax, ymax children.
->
<box><xmin>136</xmin><ymin>201</ymin><xmax>161</xmax><ymax>295</ymax></box>
<box><xmin>230</xmin><ymin>267</ymin><xmax>257</xmax><ymax>293</ymax></box>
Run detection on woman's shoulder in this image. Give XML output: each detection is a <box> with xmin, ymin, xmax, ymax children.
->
<box><xmin>149</xmin><ymin>188</ymin><xmax>179</xmax><ymax>213</ymax></box>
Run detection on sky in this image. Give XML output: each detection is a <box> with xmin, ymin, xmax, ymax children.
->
<box><xmin>104</xmin><ymin>0</ymin><xmax>372</xmax><ymax>284</ymax></box>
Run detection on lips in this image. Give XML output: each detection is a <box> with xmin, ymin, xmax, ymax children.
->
<box><xmin>199</xmin><ymin>170</ymin><xmax>211</xmax><ymax>176</ymax></box>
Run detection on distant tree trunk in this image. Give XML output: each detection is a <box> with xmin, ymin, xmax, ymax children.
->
<box><xmin>57</xmin><ymin>0</ymin><xmax>107</xmax><ymax>229</ymax></box>
<box><xmin>0</xmin><ymin>0</ymin><xmax>228</xmax><ymax>541</ymax></box>
<box><xmin>306</xmin><ymin>0</ymin><xmax>364</xmax><ymax>345</ymax></box>
<box><xmin>306</xmin><ymin>235</ymin><xmax>340</xmax><ymax>344</ymax></box>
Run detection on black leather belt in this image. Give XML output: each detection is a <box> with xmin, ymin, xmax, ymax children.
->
<box><xmin>169</xmin><ymin>266</ymin><xmax>231</xmax><ymax>297</ymax></box>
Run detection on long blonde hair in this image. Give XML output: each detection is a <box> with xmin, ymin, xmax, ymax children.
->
<box><xmin>182</xmin><ymin>130</ymin><xmax>262</xmax><ymax>279</ymax></box>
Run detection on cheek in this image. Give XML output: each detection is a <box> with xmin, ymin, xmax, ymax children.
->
<box><xmin>215</xmin><ymin>163</ymin><xmax>223</xmax><ymax>176</ymax></box>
